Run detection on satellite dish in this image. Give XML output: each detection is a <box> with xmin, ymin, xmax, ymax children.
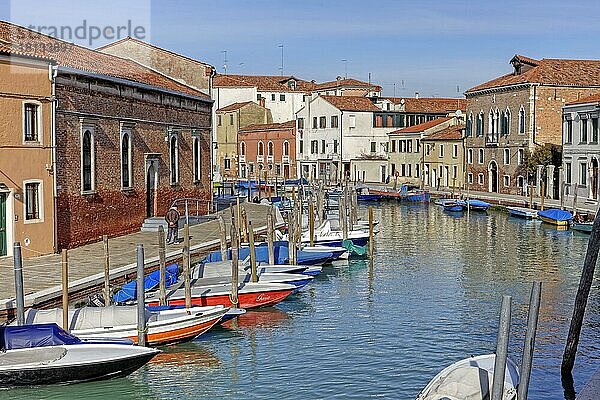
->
<box><xmin>455</xmin><ymin>109</ymin><xmax>462</xmax><ymax>117</ymax></box>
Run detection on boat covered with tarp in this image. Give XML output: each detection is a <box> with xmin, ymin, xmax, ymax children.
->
<box><xmin>0</xmin><ymin>323</ymin><xmax>159</xmax><ymax>386</ymax></box>
<box><xmin>466</xmin><ymin>199</ymin><xmax>491</xmax><ymax>211</ymax></box>
<box><xmin>113</xmin><ymin>264</ymin><xmax>179</xmax><ymax>303</ymax></box>
<box><xmin>537</xmin><ymin>208</ymin><xmax>573</xmax><ymax>226</ymax></box>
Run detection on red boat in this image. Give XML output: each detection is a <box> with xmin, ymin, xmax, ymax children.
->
<box><xmin>145</xmin><ymin>281</ymin><xmax>296</xmax><ymax>309</ymax></box>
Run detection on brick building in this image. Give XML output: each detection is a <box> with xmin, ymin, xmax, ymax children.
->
<box><xmin>465</xmin><ymin>54</ymin><xmax>600</xmax><ymax>197</ymax></box>
<box><xmin>1</xmin><ymin>22</ymin><xmax>212</xmax><ymax>251</ymax></box>
<box><xmin>238</xmin><ymin>121</ymin><xmax>296</xmax><ymax>181</ymax></box>
<box><xmin>215</xmin><ymin>101</ymin><xmax>272</xmax><ymax>181</ymax></box>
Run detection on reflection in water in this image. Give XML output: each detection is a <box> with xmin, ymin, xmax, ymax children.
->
<box><xmin>6</xmin><ymin>204</ymin><xmax>599</xmax><ymax>400</ymax></box>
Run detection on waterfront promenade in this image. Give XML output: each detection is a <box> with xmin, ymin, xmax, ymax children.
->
<box><xmin>0</xmin><ymin>203</ymin><xmax>279</xmax><ymax>316</ymax></box>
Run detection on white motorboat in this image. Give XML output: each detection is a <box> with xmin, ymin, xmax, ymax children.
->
<box><xmin>416</xmin><ymin>354</ymin><xmax>519</xmax><ymax>400</ymax></box>
<box><xmin>0</xmin><ymin>323</ymin><xmax>159</xmax><ymax>386</ymax></box>
<box><xmin>20</xmin><ymin>305</ymin><xmax>228</xmax><ymax>346</ymax></box>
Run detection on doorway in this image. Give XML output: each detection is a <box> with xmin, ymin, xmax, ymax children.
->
<box><xmin>146</xmin><ymin>161</ymin><xmax>157</xmax><ymax>218</ymax></box>
<box><xmin>488</xmin><ymin>161</ymin><xmax>499</xmax><ymax>193</ymax></box>
<box><xmin>0</xmin><ymin>193</ymin><xmax>6</xmax><ymax>256</ymax></box>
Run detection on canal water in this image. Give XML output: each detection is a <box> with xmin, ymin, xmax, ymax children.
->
<box><xmin>3</xmin><ymin>203</ymin><xmax>600</xmax><ymax>399</ymax></box>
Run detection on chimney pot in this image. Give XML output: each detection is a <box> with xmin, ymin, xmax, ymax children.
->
<box><xmin>415</xmin><ymin>92</ymin><xmax>419</xmax><ymax>99</ymax></box>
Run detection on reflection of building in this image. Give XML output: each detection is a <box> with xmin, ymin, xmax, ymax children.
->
<box><xmin>215</xmin><ymin>102</ymin><xmax>272</xmax><ymax>181</ymax></box>
<box><xmin>387</xmin><ymin>117</ymin><xmax>456</xmax><ymax>187</ymax></box>
<box><xmin>0</xmin><ymin>51</ymin><xmax>55</xmax><ymax>257</ymax></box>
<box><xmin>422</xmin><ymin>125</ymin><xmax>466</xmax><ymax>190</ymax></box>
<box><xmin>466</xmin><ymin>54</ymin><xmax>600</xmax><ymax>197</ymax></box>
<box><xmin>238</xmin><ymin>121</ymin><xmax>296</xmax><ymax>181</ymax></box>
<box><xmin>1</xmin><ymin>22</ymin><xmax>212</xmax><ymax>252</ymax></box>
<box><xmin>562</xmin><ymin>94</ymin><xmax>600</xmax><ymax>204</ymax></box>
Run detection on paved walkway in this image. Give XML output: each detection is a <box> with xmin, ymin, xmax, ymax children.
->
<box><xmin>0</xmin><ymin>203</ymin><xmax>280</xmax><ymax>313</ymax></box>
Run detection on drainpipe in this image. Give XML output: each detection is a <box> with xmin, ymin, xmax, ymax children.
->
<box><xmin>532</xmin><ymin>84</ymin><xmax>538</xmax><ymax>145</ymax></box>
<box><xmin>50</xmin><ymin>64</ymin><xmax>59</xmax><ymax>253</ymax></box>
<box><xmin>340</xmin><ymin>111</ymin><xmax>344</xmax><ymax>184</ymax></box>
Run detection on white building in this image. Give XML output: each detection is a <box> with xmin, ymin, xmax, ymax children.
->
<box><xmin>562</xmin><ymin>94</ymin><xmax>600</xmax><ymax>205</ymax></box>
<box><xmin>295</xmin><ymin>95</ymin><xmax>394</xmax><ymax>183</ymax></box>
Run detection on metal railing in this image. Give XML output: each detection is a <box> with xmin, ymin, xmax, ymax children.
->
<box><xmin>170</xmin><ymin>198</ymin><xmax>211</xmax><ymax>226</ymax></box>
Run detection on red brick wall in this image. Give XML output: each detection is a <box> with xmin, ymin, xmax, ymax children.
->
<box><xmin>239</xmin><ymin>126</ymin><xmax>296</xmax><ymax>178</ymax></box>
<box><xmin>55</xmin><ymin>75</ymin><xmax>212</xmax><ymax>249</ymax></box>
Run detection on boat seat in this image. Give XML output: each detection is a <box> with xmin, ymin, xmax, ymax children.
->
<box><xmin>0</xmin><ymin>347</ymin><xmax>67</xmax><ymax>366</ymax></box>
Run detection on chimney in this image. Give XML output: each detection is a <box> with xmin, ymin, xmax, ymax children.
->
<box><xmin>415</xmin><ymin>92</ymin><xmax>419</xmax><ymax>99</ymax></box>
<box><xmin>336</xmin><ymin>76</ymin><xmax>342</xmax><ymax>81</ymax></box>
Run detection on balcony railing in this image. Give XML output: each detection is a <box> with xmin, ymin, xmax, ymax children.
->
<box><xmin>257</xmin><ymin>155</ymin><xmax>264</xmax><ymax>163</ymax></box>
<box><xmin>267</xmin><ymin>155</ymin><xmax>274</xmax><ymax>163</ymax></box>
<box><xmin>282</xmin><ymin>155</ymin><xmax>290</xmax><ymax>164</ymax></box>
<box><xmin>239</xmin><ymin>155</ymin><xmax>245</xmax><ymax>163</ymax></box>
<box><xmin>485</xmin><ymin>133</ymin><xmax>499</xmax><ymax>146</ymax></box>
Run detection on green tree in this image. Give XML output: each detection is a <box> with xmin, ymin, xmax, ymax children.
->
<box><xmin>521</xmin><ymin>144</ymin><xmax>562</xmax><ymax>179</ymax></box>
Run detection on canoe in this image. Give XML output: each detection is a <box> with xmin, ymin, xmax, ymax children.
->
<box><xmin>537</xmin><ymin>208</ymin><xmax>573</xmax><ymax>226</ymax></box>
<box><xmin>0</xmin><ymin>323</ymin><xmax>159</xmax><ymax>386</ymax></box>
<box><xmin>20</xmin><ymin>305</ymin><xmax>228</xmax><ymax>346</ymax></box>
<box><xmin>572</xmin><ymin>221</ymin><xmax>593</xmax><ymax>233</ymax></box>
<box><xmin>417</xmin><ymin>354</ymin><xmax>519</xmax><ymax>400</ymax></box>
<box><xmin>466</xmin><ymin>199</ymin><xmax>491</xmax><ymax>211</ymax></box>
<box><xmin>506</xmin><ymin>206</ymin><xmax>537</xmax><ymax>219</ymax></box>
<box><xmin>145</xmin><ymin>281</ymin><xmax>296</xmax><ymax>309</ymax></box>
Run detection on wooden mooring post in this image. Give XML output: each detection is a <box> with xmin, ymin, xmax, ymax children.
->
<box><xmin>562</xmin><ymin>206</ymin><xmax>600</xmax><ymax>382</ymax></box>
<box><xmin>103</xmin><ymin>235</ymin><xmax>110</xmax><ymax>306</ymax></box>
<box><xmin>13</xmin><ymin>242</ymin><xmax>24</xmax><ymax>326</ymax></box>
<box><xmin>61</xmin><ymin>249</ymin><xmax>69</xmax><ymax>331</ymax></box>
<box><xmin>517</xmin><ymin>281</ymin><xmax>542</xmax><ymax>400</ymax></box>
<box><xmin>369</xmin><ymin>206</ymin><xmax>374</xmax><ymax>260</ymax></box>
<box><xmin>529</xmin><ymin>180</ymin><xmax>534</xmax><ymax>209</ymax></box>
<box><xmin>158</xmin><ymin>226</ymin><xmax>167</xmax><ymax>306</ymax></box>
<box><xmin>182</xmin><ymin>223</ymin><xmax>191</xmax><ymax>309</ymax></box>
<box><xmin>491</xmin><ymin>295</ymin><xmax>512</xmax><ymax>400</ymax></box>
<box><xmin>540</xmin><ymin>181</ymin><xmax>546</xmax><ymax>211</ymax></box>
<box><xmin>136</xmin><ymin>244</ymin><xmax>146</xmax><ymax>346</ymax></box>
<box><xmin>267</xmin><ymin>208</ymin><xmax>275</xmax><ymax>265</ymax></box>
<box><xmin>248</xmin><ymin>220</ymin><xmax>258</xmax><ymax>283</ymax></box>
<box><xmin>218</xmin><ymin>213</ymin><xmax>228</xmax><ymax>261</ymax></box>
<box><xmin>309</xmin><ymin>203</ymin><xmax>315</xmax><ymax>246</ymax></box>
<box><xmin>230</xmin><ymin>212</ymin><xmax>239</xmax><ymax>307</ymax></box>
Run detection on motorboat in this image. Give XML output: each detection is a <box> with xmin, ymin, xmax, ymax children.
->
<box><xmin>506</xmin><ymin>206</ymin><xmax>538</xmax><ymax>219</ymax></box>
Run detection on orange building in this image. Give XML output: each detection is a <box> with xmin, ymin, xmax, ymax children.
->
<box><xmin>238</xmin><ymin>121</ymin><xmax>296</xmax><ymax>180</ymax></box>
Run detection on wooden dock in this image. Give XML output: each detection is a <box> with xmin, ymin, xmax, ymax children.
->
<box><xmin>0</xmin><ymin>203</ymin><xmax>281</xmax><ymax>321</ymax></box>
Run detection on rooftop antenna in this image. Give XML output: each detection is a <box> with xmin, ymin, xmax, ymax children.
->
<box><xmin>393</xmin><ymin>83</ymin><xmax>396</xmax><ymax>97</ymax></box>
<box><xmin>341</xmin><ymin>59</ymin><xmax>348</xmax><ymax>79</ymax></box>
<box><xmin>221</xmin><ymin>50</ymin><xmax>228</xmax><ymax>75</ymax></box>
<box><xmin>278</xmin><ymin>44</ymin><xmax>284</xmax><ymax>76</ymax></box>
<box><xmin>457</xmin><ymin>85</ymin><xmax>460</xmax><ymax>93</ymax></box>
<box><xmin>368</xmin><ymin>72</ymin><xmax>371</xmax><ymax>84</ymax></box>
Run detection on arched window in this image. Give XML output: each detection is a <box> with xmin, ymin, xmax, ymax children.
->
<box><xmin>193</xmin><ymin>137</ymin><xmax>201</xmax><ymax>182</ymax></box>
<box><xmin>488</xmin><ymin>110</ymin><xmax>493</xmax><ymax>134</ymax></box>
<box><xmin>267</xmin><ymin>141</ymin><xmax>274</xmax><ymax>156</ymax></box>
<box><xmin>466</xmin><ymin>113</ymin><xmax>473</xmax><ymax>137</ymax></box>
<box><xmin>240</xmin><ymin>141</ymin><xmax>246</xmax><ymax>156</ymax></box>
<box><xmin>283</xmin><ymin>141</ymin><xmax>290</xmax><ymax>156</ymax></box>
<box><xmin>258</xmin><ymin>141</ymin><xmax>264</xmax><ymax>156</ymax></box>
<box><xmin>170</xmin><ymin>135</ymin><xmax>178</xmax><ymax>184</ymax></box>
<box><xmin>81</xmin><ymin>128</ymin><xmax>95</xmax><ymax>192</ymax></box>
<box><xmin>504</xmin><ymin>108</ymin><xmax>511</xmax><ymax>135</ymax></box>
<box><xmin>476</xmin><ymin>112</ymin><xmax>484</xmax><ymax>136</ymax></box>
<box><xmin>519</xmin><ymin>106</ymin><xmax>526</xmax><ymax>134</ymax></box>
<box><xmin>121</xmin><ymin>130</ymin><xmax>132</xmax><ymax>188</ymax></box>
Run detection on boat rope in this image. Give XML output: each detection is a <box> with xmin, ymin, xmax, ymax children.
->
<box><xmin>229</xmin><ymin>293</ymin><xmax>239</xmax><ymax>306</ymax></box>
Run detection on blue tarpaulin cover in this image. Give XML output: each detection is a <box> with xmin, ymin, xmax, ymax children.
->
<box><xmin>202</xmin><ymin>244</ymin><xmax>334</xmax><ymax>265</ymax></box>
<box><xmin>2</xmin><ymin>323</ymin><xmax>81</xmax><ymax>350</ymax></box>
<box><xmin>113</xmin><ymin>264</ymin><xmax>180</xmax><ymax>303</ymax></box>
<box><xmin>466</xmin><ymin>199</ymin><xmax>491</xmax><ymax>208</ymax></box>
<box><xmin>538</xmin><ymin>208</ymin><xmax>573</xmax><ymax>222</ymax></box>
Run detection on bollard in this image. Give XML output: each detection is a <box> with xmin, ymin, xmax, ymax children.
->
<box><xmin>267</xmin><ymin>209</ymin><xmax>275</xmax><ymax>265</ymax></box>
<box><xmin>183</xmin><ymin>224</ymin><xmax>191</xmax><ymax>309</ymax></box>
<box><xmin>158</xmin><ymin>226</ymin><xmax>167</xmax><ymax>306</ymax></box>
<box><xmin>230</xmin><ymin>213</ymin><xmax>239</xmax><ymax>307</ymax></box>
<box><xmin>103</xmin><ymin>235</ymin><xmax>110</xmax><ymax>306</ymax></box>
<box><xmin>491</xmin><ymin>295</ymin><xmax>512</xmax><ymax>400</ymax></box>
<box><xmin>13</xmin><ymin>242</ymin><xmax>24</xmax><ymax>326</ymax></box>
<box><xmin>369</xmin><ymin>206</ymin><xmax>374</xmax><ymax>260</ymax></box>
<box><xmin>309</xmin><ymin>203</ymin><xmax>315</xmax><ymax>246</ymax></box>
<box><xmin>218</xmin><ymin>213</ymin><xmax>228</xmax><ymax>261</ymax></box>
<box><xmin>61</xmin><ymin>249</ymin><xmax>69</xmax><ymax>331</ymax></box>
<box><xmin>518</xmin><ymin>282</ymin><xmax>542</xmax><ymax>400</ymax></box>
<box><xmin>248</xmin><ymin>221</ymin><xmax>258</xmax><ymax>283</ymax></box>
<box><xmin>136</xmin><ymin>244</ymin><xmax>146</xmax><ymax>346</ymax></box>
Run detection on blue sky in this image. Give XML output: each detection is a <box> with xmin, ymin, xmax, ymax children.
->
<box><xmin>3</xmin><ymin>0</ymin><xmax>600</xmax><ymax>97</ymax></box>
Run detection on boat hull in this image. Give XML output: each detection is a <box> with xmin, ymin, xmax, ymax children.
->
<box><xmin>572</xmin><ymin>222</ymin><xmax>593</xmax><ymax>233</ymax></box>
<box><xmin>539</xmin><ymin>215</ymin><xmax>570</xmax><ymax>226</ymax></box>
<box><xmin>506</xmin><ymin>206</ymin><xmax>537</xmax><ymax>219</ymax></box>
<box><xmin>147</xmin><ymin>288</ymin><xmax>293</xmax><ymax>310</ymax></box>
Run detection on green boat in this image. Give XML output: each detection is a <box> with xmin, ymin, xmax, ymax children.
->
<box><xmin>572</xmin><ymin>222</ymin><xmax>593</xmax><ymax>233</ymax></box>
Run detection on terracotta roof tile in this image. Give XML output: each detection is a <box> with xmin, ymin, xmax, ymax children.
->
<box><xmin>384</xmin><ymin>97</ymin><xmax>466</xmax><ymax>113</ymax></box>
<box><xmin>467</xmin><ymin>55</ymin><xmax>600</xmax><ymax>93</ymax></box>
<box><xmin>0</xmin><ymin>21</ymin><xmax>208</xmax><ymax>99</ymax></box>
<box><xmin>388</xmin><ymin>117</ymin><xmax>452</xmax><ymax>134</ymax></box>
<box><xmin>314</xmin><ymin>78</ymin><xmax>381</xmax><ymax>92</ymax></box>
<box><xmin>424</xmin><ymin>124</ymin><xmax>465</xmax><ymax>140</ymax></box>
<box><xmin>321</xmin><ymin>95</ymin><xmax>380</xmax><ymax>112</ymax></box>
<box><xmin>213</xmin><ymin>74</ymin><xmax>316</xmax><ymax>93</ymax></box>
<box><xmin>239</xmin><ymin>120</ymin><xmax>296</xmax><ymax>133</ymax></box>
<box><xmin>216</xmin><ymin>101</ymin><xmax>257</xmax><ymax>112</ymax></box>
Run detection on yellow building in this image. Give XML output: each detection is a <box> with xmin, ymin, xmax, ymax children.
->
<box><xmin>215</xmin><ymin>101</ymin><xmax>272</xmax><ymax>181</ymax></box>
<box><xmin>422</xmin><ymin>125</ymin><xmax>466</xmax><ymax>191</ymax></box>
<box><xmin>0</xmin><ymin>51</ymin><xmax>55</xmax><ymax>257</ymax></box>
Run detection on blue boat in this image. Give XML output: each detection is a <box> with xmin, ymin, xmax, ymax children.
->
<box><xmin>466</xmin><ymin>199</ymin><xmax>491</xmax><ymax>212</ymax></box>
<box><xmin>538</xmin><ymin>208</ymin><xmax>573</xmax><ymax>227</ymax></box>
<box><xmin>443</xmin><ymin>200</ymin><xmax>466</xmax><ymax>212</ymax></box>
<box><xmin>202</xmin><ymin>244</ymin><xmax>335</xmax><ymax>266</ymax></box>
